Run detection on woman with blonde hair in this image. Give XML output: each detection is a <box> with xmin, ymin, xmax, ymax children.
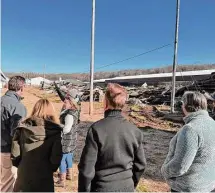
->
<box><xmin>11</xmin><ymin>99</ymin><xmax>62</xmax><ymax>192</ymax></box>
<box><xmin>78</xmin><ymin>83</ymin><xmax>147</xmax><ymax>192</ymax></box>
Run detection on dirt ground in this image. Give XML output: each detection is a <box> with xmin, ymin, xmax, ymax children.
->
<box><xmin>1</xmin><ymin>87</ymin><xmax>174</xmax><ymax>192</ymax></box>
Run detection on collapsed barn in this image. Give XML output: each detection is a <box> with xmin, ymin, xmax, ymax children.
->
<box><xmin>41</xmin><ymin>72</ymin><xmax>215</xmax><ymax>103</ymax></box>
<box><xmin>94</xmin><ymin>69</ymin><xmax>215</xmax><ymax>86</ymax></box>
<box><xmin>39</xmin><ymin>70</ymin><xmax>215</xmax><ymax>121</ymax></box>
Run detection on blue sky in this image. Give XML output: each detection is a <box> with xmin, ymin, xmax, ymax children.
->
<box><xmin>1</xmin><ymin>0</ymin><xmax>215</xmax><ymax>73</ymax></box>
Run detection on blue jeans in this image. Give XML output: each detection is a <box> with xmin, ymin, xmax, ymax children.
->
<box><xmin>59</xmin><ymin>153</ymin><xmax>73</xmax><ymax>174</ymax></box>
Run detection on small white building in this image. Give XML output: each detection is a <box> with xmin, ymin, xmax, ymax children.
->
<box><xmin>25</xmin><ymin>79</ymin><xmax>31</xmax><ymax>85</ymax></box>
<box><xmin>30</xmin><ymin>77</ymin><xmax>52</xmax><ymax>86</ymax></box>
<box><xmin>0</xmin><ymin>69</ymin><xmax>9</xmax><ymax>89</ymax></box>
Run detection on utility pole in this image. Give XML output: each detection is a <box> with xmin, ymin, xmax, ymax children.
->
<box><xmin>43</xmin><ymin>64</ymin><xmax>46</xmax><ymax>81</ymax></box>
<box><xmin>171</xmin><ymin>0</ymin><xmax>180</xmax><ymax>113</ymax></box>
<box><xmin>89</xmin><ymin>0</ymin><xmax>96</xmax><ymax>115</ymax></box>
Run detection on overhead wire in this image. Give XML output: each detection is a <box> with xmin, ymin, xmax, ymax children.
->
<box><xmin>81</xmin><ymin>43</ymin><xmax>172</xmax><ymax>73</ymax></box>
<box><xmin>95</xmin><ymin>44</ymin><xmax>172</xmax><ymax>71</ymax></box>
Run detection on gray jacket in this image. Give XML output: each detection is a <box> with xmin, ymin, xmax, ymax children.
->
<box><xmin>1</xmin><ymin>90</ymin><xmax>27</xmax><ymax>152</ymax></box>
<box><xmin>161</xmin><ymin>110</ymin><xmax>215</xmax><ymax>192</ymax></box>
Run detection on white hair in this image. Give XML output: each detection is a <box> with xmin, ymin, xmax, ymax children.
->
<box><xmin>182</xmin><ymin>91</ymin><xmax>207</xmax><ymax>112</ymax></box>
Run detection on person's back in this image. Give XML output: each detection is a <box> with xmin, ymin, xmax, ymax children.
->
<box><xmin>88</xmin><ymin>110</ymin><xmax>145</xmax><ymax>191</ymax></box>
<box><xmin>176</xmin><ymin>111</ymin><xmax>215</xmax><ymax>191</ymax></box>
<box><xmin>162</xmin><ymin>92</ymin><xmax>215</xmax><ymax>192</ymax></box>
<box><xmin>78</xmin><ymin>83</ymin><xmax>146</xmax><ymax>192</ymax></box>
<box><xmin>0</xmin><ymin>76</ymin><xmax>26</xmax><ymax>192</ymax></box>
<box><xmin>1</xmin><ymin>77</ymin><xmax>26</xmax><ymax>153</ymax></box>
<box><xmin>11</xmin><ymin>99</ymin><xmax>62</xmax><ymax>192</ymax></box>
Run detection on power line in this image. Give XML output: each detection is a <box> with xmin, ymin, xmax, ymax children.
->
<box><xmin>96</xmin><ymin>44</ymin><xmax>171</xmax><ymax>71</ymax></box>
<box><xmin>82</xmin><ymin>43</ymin><xmax>171</xmax><ymax>73</ymax></box>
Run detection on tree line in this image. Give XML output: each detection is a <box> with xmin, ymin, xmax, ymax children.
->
<box><xmin>5</xmin><ymin>63</ymin><xmax>215</xmax><ymax>82</ymax></box>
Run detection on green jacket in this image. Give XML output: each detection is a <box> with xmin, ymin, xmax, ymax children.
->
<box><xmin>11</xmin><ymin>117</ymin><xmax>62</xmax><ymax>192</ymax></box>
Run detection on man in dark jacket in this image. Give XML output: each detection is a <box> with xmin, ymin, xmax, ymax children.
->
<box><xmin>0</xmin><ymin>76</ymin><xmax>27</xmax><ymax>192</ymax></box>
<box><xmin>78</xmin><ymin>83</ymin><xmax>147</xmax><ymax>192</ymax></box>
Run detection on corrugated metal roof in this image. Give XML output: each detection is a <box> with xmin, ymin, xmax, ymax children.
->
<box><xmin>94</xmin><ymin>69</ymin><xmax>215</xmax><ymax>83</ymax></box>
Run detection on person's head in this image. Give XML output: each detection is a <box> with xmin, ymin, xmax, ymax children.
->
<box><xmin>63</xmin><ymin>94</ymin><xmax>79</xmax><ymax>111</ymax></box>
<box><xmin>31</xmin><ymin>99</ymin><xmax>58</xmax><ymax>123</ymax></box>
<box><xmin>181</xmin><ymin>91</ymin><xmax>207</xmax><ymax>116</ymax></box>
<box><xmin>104</xmin><ymin>83</ymin><xmax>127</xmax><ymax>111</ymax></box>
<box><xmin>8</xmin><ymin>76</ymin><xmax>25</xmax><ymax>96</ymax></box>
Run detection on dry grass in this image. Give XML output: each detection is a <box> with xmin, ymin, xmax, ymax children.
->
<box><xmin>125</xmin><ymin>104</ymin><xmax>180</xmax><ymax>132</ymax></box>
<box><xmin>26</xmin><ymin>87</ymin><xmax>62</xmax><ymax>103</ymax></box>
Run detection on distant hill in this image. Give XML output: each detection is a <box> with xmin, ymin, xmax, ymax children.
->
<box><xmin>5</xmin><ymin>63</ymin><xmax>215</xmax><ymax>82</ymax></box>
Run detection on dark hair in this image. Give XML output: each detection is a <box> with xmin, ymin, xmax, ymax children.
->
<box><xmin>105</xmin><ymin>83</ymin><xmax>127</xmax><ymax>109</ymax></box>
<box><xmin>8</xmin><ymin>76</ymin><xmax>25</xmax><ymax>91</ymax></box>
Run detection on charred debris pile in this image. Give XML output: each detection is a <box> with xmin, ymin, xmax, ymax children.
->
<box><xmin>41</xmin><ymin>73</ymin><xmax>215</xmax><ymax>126</ymax></box>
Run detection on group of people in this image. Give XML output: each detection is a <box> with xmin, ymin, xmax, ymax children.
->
<box><xmin>1</xmin><ymin>76</ymin><xmax>215</xmax><ymax>192</ymax></box>
<box><xmin>1</xmin><ymin>76</ymin><xmax>79</xmax><ymax>192</ymax></box>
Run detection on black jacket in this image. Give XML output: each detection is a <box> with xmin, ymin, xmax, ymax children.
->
<box><xmin>1</xmin><ymin>91</ymin><xmax>27</xmax><ymax>152</ymax></box>
<box><xmin>78</xmin><ymin>110</ymin><xmax>146</xmax><ymax>192</ymax></box>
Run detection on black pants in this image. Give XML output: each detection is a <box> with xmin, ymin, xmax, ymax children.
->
<box><xmin>171</xmin><ymin>189</ymin><xmax>177</xmax><ymax>192</ymax></box>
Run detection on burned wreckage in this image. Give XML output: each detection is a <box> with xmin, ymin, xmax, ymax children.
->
<box><xmin>128</xmin><ymin>72</ymin><xmax>215</xmax><ymax>104</ymax></box>
<box><xmin>41</xmin><ymin>79</ymin><xmax>105</xmax><ymax>103</ymax></box>
<box><xmin>127</xmin><ymin>72</ymin><xmax>215</xmax><ymax>118</ymax></box>
<box><xmin>40</xmin><ymin>73</ymin><xmax>215</xmax><ymax>118</ymax></box>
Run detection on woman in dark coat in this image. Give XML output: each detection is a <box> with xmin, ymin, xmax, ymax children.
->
<box><xmin>11</xmin><ymin>99</ymin><xmax>62</xmax><ymax>192</ymax></box>
<box><xmin>78</xmin><ymin>83</ymin><xmax>147</xmax><ymax>192</ymax></box>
